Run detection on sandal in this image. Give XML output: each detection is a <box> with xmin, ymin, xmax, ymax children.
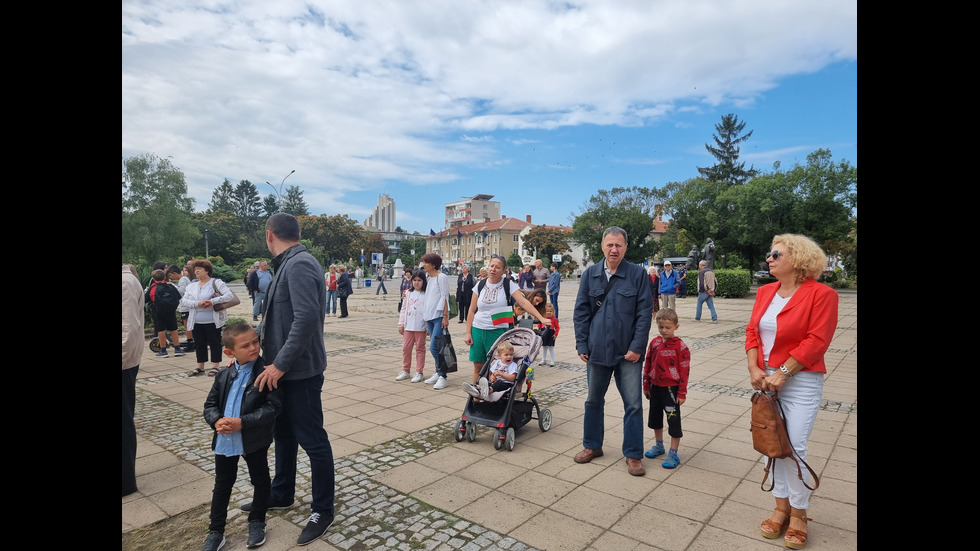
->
<box><xmin>761</xmin><ymin>504</ymin><xmax>790</xmax><ymax>539</ymax></box>
<box><xmin>784</xmin><ymin>509</ymin><xmax>811</xmax><ymax>549</ymax></box>
<box><xmin>207</xmin><ymin>366</ymin><xmax>222</xmax><ymax>377</ymax></box>
<box><xmin>187</xmin><ymin>367</ymin><xmax>206</xmax><ymax>377</ymax></box>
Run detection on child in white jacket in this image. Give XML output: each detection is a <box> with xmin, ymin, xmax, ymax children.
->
<box><xmin>396</xmin><ymin>269</ymin><xmax>428</xmax><ymax>383</ymax></box>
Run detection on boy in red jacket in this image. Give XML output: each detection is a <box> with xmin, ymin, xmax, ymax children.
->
<box><xmin>642</xmin><ymin>308</ymin><xmax>690</xmax><ymax>469</ymax></box>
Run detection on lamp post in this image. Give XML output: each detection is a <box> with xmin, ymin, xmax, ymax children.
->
<box><xmin>204</xmin><ymin>229</ymin><xmax>209</xmax><ymax>258</ymax></box>
<box><xmin>265</xmin><ymin>169</ymin><xmax>295</xmax><ymax>212</ymax></box>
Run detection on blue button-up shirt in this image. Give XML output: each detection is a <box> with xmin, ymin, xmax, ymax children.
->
<box><xmin>214</xmin><ymin>361</ymin><xmax>254</xmax><ymax>457</ymax></box>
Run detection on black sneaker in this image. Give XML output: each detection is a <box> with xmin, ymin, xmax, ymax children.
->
<box><xmin>240</xmin><ymin>499</ymin><xmax>293</xmax><ymax>512</ymax></box>
<box><xmin>296</xmin><ymin>511</ymin><xmax>333</xmax><ymax>545</ymax></box>
<box><xmin>246</xmin><ymin>521</ymin><xmax>266</xmax><ymax>548</ymax></box>
<box><xmin>201</xmin><ymin>531</ymin><xmax>225</xmax><ymax>551</ymax></box>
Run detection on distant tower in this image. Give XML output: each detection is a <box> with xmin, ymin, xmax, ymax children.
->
<box><xmin>364</xmin><ymin>194</ymin><xmax>396</xmax><ymax>232</ymax></box>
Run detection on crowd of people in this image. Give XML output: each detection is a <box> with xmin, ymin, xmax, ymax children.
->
<box><xmin>126</xmin><ymin>218</ymin><xmax>839</xmax><ymax>550</ymax></box>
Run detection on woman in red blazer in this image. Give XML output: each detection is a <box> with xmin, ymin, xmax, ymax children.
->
<box><xmin>745</xmin><ymin>234</ymin><xmax>838</xmax><ymax>550</ymax></box>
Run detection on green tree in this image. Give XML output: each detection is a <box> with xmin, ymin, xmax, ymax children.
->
<box><xmin>395</xmin><ymin>235</ymin><xmax>428</xmax><ymax>268</ymax></box>
<box><xmin>697</xmin><ymin>113</ymin><xmax>758</xmax><ymax>186</ymax></box>
<box><xmin>122</xmin><ymin>153</ymin><xmax>198</xmax><ymax>264</ymax></box>
<box><xmin>208</xmin><ymin>179</ymin><xmax>235</xmax><ymax>213</ymax></box>
<box><xmin>299</xmin><ymin>214</ymin><xmax>363</xmax><ymax>265</ymax></box>
<box><xmin>357</xmin><ymin>232</ymin><xmax>390</xmax><ymax>265</ymax></box>
<box><xmin>281</xmin><ymin>185</ymin><xmax>309</xmax><ymax>217</ymax></box>
<box><xmin>231</xmin><ymin>180</ymin><xmax>263</xmax><ymax>233</ymax></box>
<box><xmin>506</xmin><ymin>252</ymin><xmax>523</xmax><ymax>271</ymax></box>
<box><xmin>262</xmin><ymin>194</ymin><xmax>279</xmax><ymax>217</ymax></box>
<box><xmin>522</xmin><ymin>225</ymin><xmax>572</xmax><ymax>261</ymax></box>
<box><xmin>571</xmin><ymin>186</ymin><xmax>662</xmax><ymax>264</ymax></box>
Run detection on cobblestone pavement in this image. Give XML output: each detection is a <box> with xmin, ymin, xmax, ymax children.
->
<box><xmin>126</xmin><ymin>282</ymin><xmax>858</xmax><ymax>550</ymax></box>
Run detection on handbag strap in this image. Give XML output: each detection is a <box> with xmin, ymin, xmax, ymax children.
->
<box><xmin>761</xmin><ymin>392</ymin><xmax>820</xmax><ymax>492</ymax></box>
<box><xmin>589</xmin><ymin>272</ymin><xmax>620</xmax><ymax>320</ymax></box>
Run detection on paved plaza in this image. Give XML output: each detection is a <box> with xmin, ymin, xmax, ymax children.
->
<box><xmin>123</xmin><ymin>279</ymin><xmax>857</xmax><ymax>550</ymax></box>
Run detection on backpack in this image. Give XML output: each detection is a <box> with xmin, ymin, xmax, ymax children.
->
<box><xmin>148</xmin><ymin>281</ymin><xmax>180</xmax><ymax>310</ymax></box>
<box><xmin>477</xmin><ymin>276</ymin><xmax>514</xmax><ymax>307</ymax></box>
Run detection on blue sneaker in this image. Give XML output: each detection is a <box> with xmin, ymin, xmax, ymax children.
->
<box><xmin>154</xmin><ymin>349</ymin><xmax>169</xmax><ymax>358</ymax></box>
<box><xmin>662</xmin><ymin>452</ymin><xmax>680</xmax><ymax>469</ymax></box>
<box><xmin>644</xmin><ymin>443</ymin><xmax>665</xmax><ymax>459</ymax></box>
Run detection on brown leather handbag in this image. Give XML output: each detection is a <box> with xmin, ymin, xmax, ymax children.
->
<box><xmin>750</xmin><ymin>391</ymin><xmax>819</xmax><ymax>492</ymax></box>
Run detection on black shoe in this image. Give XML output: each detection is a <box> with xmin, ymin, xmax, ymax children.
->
<box><xmin>241</xmin><ymin>499</ymin><xmax>294</xmax><ymax>512</ymax></box>
<box><xmin>201</xmin><ymin>531</ymin><xmax>226</xmax><ymax>551</ymax></box>
<box><xmin>297</xmin><ymin>511</ymin><xmax>333</xmax><ymax>545</ymax></box>
<box><xmin>253</xmin><ymin>315</ymin><xmax>258</xmax><ymax>321</ymax></box>
<box><xmin>246</xmin><ymin>521</ymin><xmax>266</xmax><ymax>548</ymax></box>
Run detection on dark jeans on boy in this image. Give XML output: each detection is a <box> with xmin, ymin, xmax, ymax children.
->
<box><xmin>209</xmin><ymin>447</ymin><xmax>271</xmax><ymax>534</ymax></box>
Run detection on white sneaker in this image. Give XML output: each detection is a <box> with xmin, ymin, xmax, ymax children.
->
<box><xmin>538</xmin><ymin>360</ymin><xmax>545</xmax><ymax>366</ymax></box>
<box><xmin>549</xmin><ymin>361</ymin><xmax>555</xmax><ymax>367</ymax></box>
<box><xmin>395</xmin><ymin>371</ymin><xmax>410</xmax><ymax>381</ymax></box>
<box><xmin>478</xmin><ymin>377</ymin><xmax>489</xmax><ymax>400</ymax></box>
<box><xmin>433</xmin><ymin>376</ymin><xmax>448</xmax><ymax>390</ymax></box>
<box><xmin>410</xmin><ymin>372</ymin><xmax>424</xmax><ymax>383</ymax></box>
<box><xmin>462</xmin><ymin>382</ymin><xmax>481</xmax><ymax>398</ymax></box>
<box><xmin>424</xmin><ymin>373</ymin><xmax>440</xmax><ymax>384</ymax></box>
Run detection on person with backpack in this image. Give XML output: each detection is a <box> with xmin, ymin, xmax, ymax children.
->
<box><xmin>462</xmin><ymin>254</ymin><xmax>551</xmax><ymax>387</ymax></box>
<box><xmin>146</xmin><ymin>269</ymin><xmax>185</xmax><ymax>358</ymax></box>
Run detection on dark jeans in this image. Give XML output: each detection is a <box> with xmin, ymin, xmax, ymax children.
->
<box><xmin>193</xmin><ymin>322</ymin><xmax>223</xmax><ymax>363</ymax></box>
<box><xmin>375</xmin><ymin>280</ymin><xmax>387</xmax><ymax>294</ymax></box>
<box><xmin>271</xmin><ymin>374</ymin><xmax>336</xmax><ymax>515</ymax></box>
<box><xmin>549</xmin><ymin>291</ymin><xmax>559</xmax><ymax>317</ymax></box>
<box><xmin>458</xmin><ymin>294</ymin><xmax>471</xmax><ymax>322</ymax></box>
<box><xmin>339</xmin><ymin>296</ymin><xmax>349</xmax><ymax>317</ymax></box>
<box><xmin>209</xmin><ymin>447</ymin><xmax>271</xmax><ymax>533</ymax></box>
<box><xmin>122</xmin><ymin>366</ymin><xmax>139</xmax><ymax>496</ymax></box>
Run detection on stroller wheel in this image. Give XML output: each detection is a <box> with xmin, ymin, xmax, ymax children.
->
<box><xmin>493</xmin><ymin>428</ymin><xmax>503</xmax><ymax>450</ymax></box>
<box><xmin>466</xmin><ymin>422</ymin><xmax>477</xmax><ymax>442</ymax></box>
<box><xmin>505</xmin><ymin>427</ymin><xmax>516</xmax><ymax>451</ymax></box>
<box><xmin>149</xmin><ymin>337</ymin><xmax>161</xmax><ymax>353</ymax></box>
<box><xmin>454</xmin><ymin>419</ymin><xmax>466</xmax><ymax>442</ymax></box>
<box><xmin>538</xmin><ymin>409</ymin><xmax>553</xmax><ymax>432</ymax></box>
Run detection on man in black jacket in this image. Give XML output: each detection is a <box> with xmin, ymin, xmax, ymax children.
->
<box><xmin>456</xmin><ymin>265</ymin><xmax>475</xmax><ymax>323</ymax></box>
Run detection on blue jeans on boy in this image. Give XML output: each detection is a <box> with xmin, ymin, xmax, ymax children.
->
<box><xmin>695</xmin><ymin>292</ymin><xmax>717</xmax><ymax>321</ymax></box>
<box><xmin>270</xmin><ymin>374</ymin><xmax>335</xmax><ymax>516</ymax></box>
<box><xmin>426</xmin><ymin>318</ymin><xmax>445</xmax><ymax>376</ymax></box>
<box><xmin>549</xmin><ymin>291</ymin><xmax>559</xmax><ymax>317</ymax></box>
<box><xmin>325</xmin><ymin>289</ymin><xmax>337</xmax><ymax>314</ymax></box>
<box><xmin>583</xmin><ymin>358</ymin><xmax>644</xmax><ymax>459</ymax></box>
<box><xmin>253</xmin><ymin>291</ymin><xmax>265</xmax><ymax>317</ymax></box>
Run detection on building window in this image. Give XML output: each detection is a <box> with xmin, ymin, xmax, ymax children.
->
<box><xmin>513</xmin><ymin>234</ymin><xmax>519</xmax><ymax>242</ymax></box>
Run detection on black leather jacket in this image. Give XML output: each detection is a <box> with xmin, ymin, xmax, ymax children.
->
<box><xmin>203</xmin><ymin>357</ymin><xmax>282</xmax><ymax>454</ymax></box>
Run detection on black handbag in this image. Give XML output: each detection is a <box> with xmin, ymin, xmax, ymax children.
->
<box><xmin>436</xmin><ymin>331</ymin><xmax>458</xmax><ymax>373</ymax></box>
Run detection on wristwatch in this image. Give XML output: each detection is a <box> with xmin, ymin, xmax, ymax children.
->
<box><xmin>779</xmin><ymin>364</ymin><xmax>794</xmax><ymax>377</ymax></box>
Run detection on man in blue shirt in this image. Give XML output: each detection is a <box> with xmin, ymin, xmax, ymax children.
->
<box><xmin>548</xmin><ymin>262</ymin><xmax>562</xmax><ymax>317</ymax></box>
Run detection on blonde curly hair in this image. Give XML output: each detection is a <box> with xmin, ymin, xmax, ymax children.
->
<box><xmin>772</xmin><ymin>234</ymin><xmax>827</xmax><ymax>283</ymax></box>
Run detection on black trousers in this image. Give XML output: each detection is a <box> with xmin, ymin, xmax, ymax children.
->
<box><xmin>458</xmin><ymin>293</ymin><xmax>471</xmax><ymax>321</ymax></box>
<box><xmin>339</xmin><ymin>296</ymin><xmax>349</xmax><ymax>317</ymax></box>
<box><xmin>208</xmin><ymin>447</ymin><xmax>271</xmax><ymax>533</ymax></box>
<box><xmin>647</xmin><ymin>385</ymin><xmax>683</xmax><ymax>439</ymax></box>
<box><xmin>122</xmin><ymin>366</ymin><xmax>139</xmax><ymax>496</ymax></box>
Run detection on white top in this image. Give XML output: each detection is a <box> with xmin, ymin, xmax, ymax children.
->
<box><xmin>422</xmin><ymin>272</ymin><xmax>450</xmax><ymax>321</ymax></box>
<box><xmin>488</xmin><ymin>358</ymin><xmax>519</xmax><ymax>378</ymax></box>
<box><xmin>471</xmin><ymin>279</ymin><xmax>512</xmax><ymax>330</ymax></box>
<box><xmin>759</xmin><ymin>293</ymin><xmax>790</xmax><ymax>364</ymax></box>
<box><xmin>398</xmin><ymin>290</ymin><xmax>427</xmax><ymax>332</ymax></box>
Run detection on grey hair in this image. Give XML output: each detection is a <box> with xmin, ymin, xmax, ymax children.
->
<box><xmin>699</xmin><ymin>260</ymin><xmax>707</xmax><ymax>268</ymax></box>
<box><xmin>601</xmin><ymin>226</ymin><xmax>628</xmax><ymax>242</ymax></box>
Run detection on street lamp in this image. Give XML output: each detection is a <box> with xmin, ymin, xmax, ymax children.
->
<box><xmin>204</xmin><ymin>229</ymin><xmax>209</xmax><ymax>258</ymax></box>
<box><xmin>265</xmin><ymin>169</ymin><xmax>295</xmax><ymax>212</ymax></box>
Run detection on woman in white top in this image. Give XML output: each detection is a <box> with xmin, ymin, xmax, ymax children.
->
<box><xmin>420</xmin><ymin>254</ymin><xmax>452</xmax><ymax>389</ymax></box>
<box><xmin>464</xmin><ymin>254</ymin><xmax>551</xmax><ymax>385</ymax></box>
<box><xmin>181</xmin><ymin>259</ymin><xmax>235</xmax><ymax>377</ymax></box>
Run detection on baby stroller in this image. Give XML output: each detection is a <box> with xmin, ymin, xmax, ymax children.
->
<box><xmin>453</xmin><ymin>327</ymin><xmax>553</xmax><ymax>451</ymax></box>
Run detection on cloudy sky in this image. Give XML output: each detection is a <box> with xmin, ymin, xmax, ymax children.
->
<box><xmin>122</xmin><ymin>0</ymin><xmax>857</xmax><ymax>234</ymax></box>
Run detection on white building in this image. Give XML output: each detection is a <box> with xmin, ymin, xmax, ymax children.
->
<box><xmin>364</xmin><ymin>194</ymin><xmax>396</xmax><ymax>232</ymax></box>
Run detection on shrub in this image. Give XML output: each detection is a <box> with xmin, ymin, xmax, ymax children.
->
<box><xmin>715</xmin><ymin>268</ymin><xmax>750</xmax><ymax>298</ymax></box>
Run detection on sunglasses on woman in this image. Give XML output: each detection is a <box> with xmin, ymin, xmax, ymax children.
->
<box><xmin>765</xmin><ymin>250</ymin><xmax>785</xmax><ymax>260</ymax></box>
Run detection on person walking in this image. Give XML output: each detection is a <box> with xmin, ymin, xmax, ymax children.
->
<box><xmin>247</xmin><ymin>213</ymin><xmax>336</xmax><ymax>546</ymax></box>
<box><xmin>694</xmin><ymin>260</ymin><xmax>718</xmax><ymax>323</ymax></box>
<box><xmin>548</xmin><ymin>262</ymin><xmax>561</xmax><ymax>317</ymax></box>
<box><xmin>375</xmin><ymin>268</ymin><xmax>388</xmax><ymax>297</ymax></box>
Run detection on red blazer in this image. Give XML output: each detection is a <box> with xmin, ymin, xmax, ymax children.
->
<box><xmin>745</xmin><ymin>279</ymin><xmax>838</xmax><ymax>374</ymax></box>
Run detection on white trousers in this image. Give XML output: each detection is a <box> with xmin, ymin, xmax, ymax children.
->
<box><xmin>763</xmin><ymin>367</ymin><xmax>823</xmax><ymax>510</ymax></box>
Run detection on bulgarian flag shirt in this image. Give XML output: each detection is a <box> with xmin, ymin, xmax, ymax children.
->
<box><xmin>472</xmin><ymin>279</ymin><xmax>513</xmax><ymax>330</ymax></box>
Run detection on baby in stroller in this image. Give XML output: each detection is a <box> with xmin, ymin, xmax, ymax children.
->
<box><xmin>462</xmin><ymin>341</ymin><xmax>518</xmax><ymax>402</ymax></box>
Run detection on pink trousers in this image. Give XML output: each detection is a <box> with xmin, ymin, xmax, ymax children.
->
<box><xmin>402</xmin><ymin>330</ymin><xmax>427</xmax><ymax>373</ymax></box>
